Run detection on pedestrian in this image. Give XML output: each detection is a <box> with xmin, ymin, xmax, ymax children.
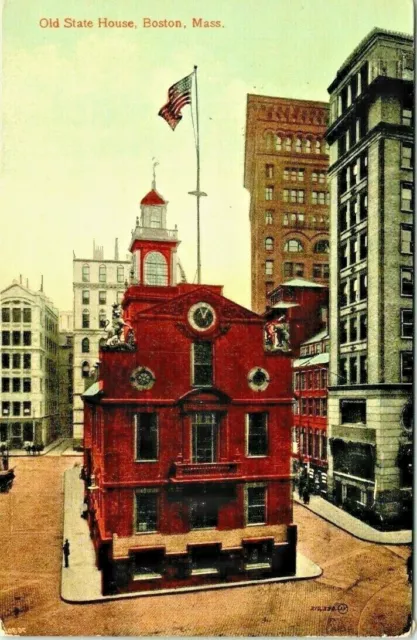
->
<box><xmin>63</xmin><ymin>539</ymin><xmax>70</xmax><ymax>568</ymax></box>
<box><xmin>406</xmin><ymin>551</ymin><xmax>413</xmax><ymax>585</ymax></box>
<box><xmin>302</xmin><ymin>486</ymin><xmax>310</xmax><ymax>505</ymax></box>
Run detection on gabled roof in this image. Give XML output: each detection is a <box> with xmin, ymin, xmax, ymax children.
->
<box><xmin>140</xmin><ymin>189</ymin><xmax>166</xmax><ymax>206</ymax></box>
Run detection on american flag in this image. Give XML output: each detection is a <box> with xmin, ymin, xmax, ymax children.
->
<box><xmin>158</xmin><ymin>73</ymin><xmax>193</xmax><ymax>130</ymax></box>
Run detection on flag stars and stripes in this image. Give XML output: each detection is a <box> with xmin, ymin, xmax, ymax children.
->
<box><xmin>158</xmin><ymin>73</ymin><xmax>193</xmax><ymax>130</ymax></box>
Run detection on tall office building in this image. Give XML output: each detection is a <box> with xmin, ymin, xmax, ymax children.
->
<box><xmin>0</xmin><ymin>278</ymin><xmax>59</xmax><ymax>447</ymax></box>
<box><xmin>244</xmin><ymin>95</ymin><xmax>330</xmax><ymax>314</ymax></box>
<box><xmin>326</xmin><ymin>29</ymin><xmax>413</xmax><ymax>523</ymax></box>
<box><xmin>72</xmin><ymin>241</ymin><xmax>130</xmax><ymax>443</ymax></box>
<box><xmin>58</xmin><ymin>311</ymin><xmax>74</xmax><ymax>439</ymax></box>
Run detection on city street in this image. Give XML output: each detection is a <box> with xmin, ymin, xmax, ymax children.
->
<box><xmin>0</xmin><ymin>456</ymin><xmax>411</xmax><ymax>637</ymax></box>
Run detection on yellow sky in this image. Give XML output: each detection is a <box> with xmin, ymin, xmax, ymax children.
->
<box><xmin>0</xmin><ymin>0</ymin><xmax>413</xmax><ymax>311</ymax></box>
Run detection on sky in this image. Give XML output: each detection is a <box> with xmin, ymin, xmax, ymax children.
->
<box><xmin>0</xmin><ymin>0</ymin><xmax>413</xmax><ymax>313</ymax></box>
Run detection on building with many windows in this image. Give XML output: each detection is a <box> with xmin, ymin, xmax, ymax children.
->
<box><xmin>58</xmin><ymin>311</ymin><xmax>74</xmax><ymax>439</ymax></box>
<box><xmin>0</xmin><ymin>278</ymin><xmax>59</xmax><ymax>447</ymax></box>
<box><xmin>82</xmin><ymin>184</ymin><xmax>296</xmax><ymax>594</ymax></box>
<box><xmin>72</xmin><ymin>241</ymin><xmax>131</xmax><ymax>443</ymax></box>
<box><xmin>244</xmin><ymin>95</ymin><xmax>330</xmax><ymax>313</ymax></box>
<box><xmin>292</xmin><ymin>330</ymin><xmax>329</xmax><ymax>495</ymax></box>
<box><xmin>326</xmin><ymin>28</ymin><xmax>413</xmax><ymax>524</ymax></box>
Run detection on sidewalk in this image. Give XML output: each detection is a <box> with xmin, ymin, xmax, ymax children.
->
<box><xmin>61</xmin><ymin>466</ymin><xmax>322</xmax><ymax>603</ymax></box>
<box><xmin>293</xmin><ymin>493</ymin><xmax>411</xmax><ymax>545</ymax></box>
<box><xmin>8</xmin><ymin>438</ymin><xmax>81</xmax><ymax>458</ymax></box>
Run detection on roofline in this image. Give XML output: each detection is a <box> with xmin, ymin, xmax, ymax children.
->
<box><xmin>246</xmin><ymin>94</ymin><xmax>329</xmax><ymax>109</ymax></box>
<box><xmin>327</xmin><ymin>27</ymin><xmax>414</xmax><ymax>94</ymax></box>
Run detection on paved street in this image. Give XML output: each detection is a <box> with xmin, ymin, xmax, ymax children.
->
<box><xmin>0</xmin><ymin>456</ymin><xmax>412</xmax><ymax>636</ymax></box>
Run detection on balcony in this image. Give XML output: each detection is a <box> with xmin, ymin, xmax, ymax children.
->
<box><xmin>172</xmin><ymin>461</ymin><xmax>240</xmax><ymax>481</ymax></box>
<box><xmin>130</xmin><ymin>226</ymin><xmax>178</xmax><ymax>243</ymax></box>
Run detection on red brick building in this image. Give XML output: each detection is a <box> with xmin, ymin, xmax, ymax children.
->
<box><xmin>82</xmin><ymin>185</ymin><xmax>297</xmax><ymax>594</ymax></box>
<box><xmin>292</xmin><ymin>330</ymin><xmax>329</xmax><ymax>495</ymax></box>
<box><xmin>244</xmin><ymin>95</ymin><xmax>330</xmax><ymax>314</ymax></box>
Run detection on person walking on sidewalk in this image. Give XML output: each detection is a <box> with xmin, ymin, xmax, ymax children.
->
<box><xmin>302</xmin><ymin>486</ymin><xmax>310</xmax><ymax>505</ymax></box>
<box><xmin>63</xmin><ymin>539</ymin><xmax>70</xmax><ymax>568</ymax></box>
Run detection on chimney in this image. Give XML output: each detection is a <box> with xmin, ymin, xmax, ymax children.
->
<box><xmin>26</xmin><ymin>279</ymin><xmax>29</xmax><ymax>288</ymax></box>
<box><xmin>40</xmin><ymin>275</ymin><xmax>44</xmax><ymax>292</ymax></box>
<box><xmin>115</xmin><ymin>238</ymin><xmax>119</xmax><ymax>261</ymax></box>
<box><xmin>19</xmin><ymin>274</ymin><xmax>22</xmax><ymax>284</ymax></box>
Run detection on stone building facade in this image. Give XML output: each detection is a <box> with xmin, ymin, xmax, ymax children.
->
<box><xmin>72</xmin><ymin>242</ymin><xmax>130</xmax><ymax>443</ymax></box>
<box><xmin>58</xmin><ymin>311</ymin><xmax>74</xmax><ymax>438</ymax></box>
<box><xmin>244</xmin><ymin>95</ymin><xmax>330</xmax><ymax>314</ymax></box>
<box><xmin>0</xmin><ymin>279</ymin><xmax>59</xmax><ymax>447</ymax></box>
<box><xmin>326</xmin><ymin>29</ymin><xmax>413</xmax><ymax>525</ymax></box>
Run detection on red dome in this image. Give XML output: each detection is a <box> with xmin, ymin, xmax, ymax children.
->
<box><xmin>140</xmin><ymin>189</ymin><xmax>166</xmax><ymax>205</ymax></box>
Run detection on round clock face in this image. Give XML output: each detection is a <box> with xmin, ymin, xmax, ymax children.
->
<box><xmin>188</xmin><ymin>302</ymin><xmax>216</xmax><ymax>331</ymax></box>
<box><xmin>130</xmin><ymin>366</ymin><xmax>155</xmax><ymax>391</ymax></box>
<box><xmin>248</xmin><ymin>367</ymin><xmax>270</xmax><ymax>392</ymax></box>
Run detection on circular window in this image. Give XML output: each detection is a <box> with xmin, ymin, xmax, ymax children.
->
<box><xmin>248</xmin><ymin>367</ymin><xmax>270</xmax><ymax>392</ymax></box>
<box><xmin>130</xmin><ymin>367</ymin><xmax>156</xmax><ymax>391</ymax></box>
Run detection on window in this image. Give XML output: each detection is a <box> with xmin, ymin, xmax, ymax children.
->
<box><xmin>340</xmin><ymin>282</ymin><xmax>348</xmax><ymax>307</ymax></box>
<box><xmin>12</xmin><ymin>308</ymin><xmax>21</xmax><ymax>323</ymax></box>
<box><xmin>23</xmin><ymin>331</ymin><xmax>31</xmax><ymax>346</ymax></box>
<box><xmin>11</xmin><ymin>354</ymin><xmax>20</xmax><ymax>369</ymax></box>
<box><xmin>82</xmin><ymin>290</ymin><xmax>90</xmax><ymax>304</ymax></box>
<box><xmin>284</xmin><ymin>239</ymin><xmax>303</xmax><ymax>253</ymax></box>
<box><xmin>284</xmin><ymin>137</ymin><xmax>291</xmax><ymax>152</ymax></box>
<box><xmin>401</xmin><ymin>225</ymin><xmax>413</xmax><ymax>254</ymax></box>
<box><xmin>350</xmin><ymin>238</ymin><xmax>358</xmax><ymax>265</ymax></box>
<box><xmin>135</xmin><ymin>490</ymin><xmax>158</xmax><ymax>532</ymax></box>
<box><xmin>340</xmin><ymin>243</ymin><xmax>348</xmax><ymax>269</ymax></box>
<box><xmin>99</xmin><ymin>310</ymin><xmax>107</xmax><ymax>329</ymax></box>
<box><xmin>12</xmin><ymin>331</ymin><xmax>21</xmax><ymax>346</ymax></box>
<box><xmin>295</xmin><ymin>138</ymin><xmax>302</xmax><ymax>153</ymax></box>
<box><xmin>117</xmin><ymin>290</ymin><xmax>124</xmax><ymax>304</ymax></box>
<box><xmin>190</xmin><ymin>497</ymin><xmax>218</xmax><ymax>530</ymax></box>
<box><xmin>265</xmin><ymin>260</ymin><xmax>273</xmax><ymax>276</ymax></box>
<box><xmin>23</xmin><ymin>354</ymin><xmax>31</xmax><ymax>369</ymax></box>
<box><xmin>349</xmin><ymin>357</ymin><xmax>358</xmax><ymax>384</ymax></box>
<box><xmin>401</xmin><ymin>352</ymin><xmax>413</xmax><ymax>383</ymax></box>
<box><xmin>341</xmin><ymin>399</ymin><xmax>366</xmax><ymax>424</ymax></box>
<box><xmin>359</xmin><ymin>273</ymin><xmax>367</xmax><ymax>300</ymax></box>
<box><xmin>312</xmin><ymin>171</ymin><xmax>318</xmax><ymax>183</ymax></box>
<box><xmin>2</xmin><ymin>378</ymin><xmax>10</xmax><ymax>392</ymax></box>
<box><xmin>192</xmin><ymin>412</ymin><xmax>218</xmax><ymax>463</ymax></box>
<box><xmin>401</xmin><ymin>268</ymin><xmax>413</xmax><ymax>297</ymax></box>
<box><xmin>340</xmin><ymin>320</ymin><xmax>348</xmax><ymax>344</ymax></box>
<box><xmin>12</xmin><ymin>402</ymin><xmax>21</xmax><ymax>417</ymax></box>
<box><xmin>305</xmin><ymin>139</ymin><xmax>311</xmax><ymax>154</ymax></box>
<box><xmin>275</xmin><ymin>135</ymin><xmax>282</xmax><ymax>151</ymax></box>
<box><xmin>314</xmin><ymin>239</ymin><xmax>329</xmax><ymax>254</ymax></box>
<box><xmin>265</xmin><ymin>237</ymin><xmax>274</xmax><ymax>251</ymax></box>
<box><xmin>284</xmin><ymin>262</ymin><xmax>304</xmax><ymax>278</ymax></box>
<box><xmin>315</xmin><ymin>140</ymin><xmax>321</xmax><ymax>154</ymax></box>
<box><xmin>81</xmin><ymin>361</ymin><xmax>90</xmax><ymax>378</ymax></box>
<box><xmin>401</xmin><ymin>183</ymin><xmax>414</xmax><ymax>211</ymax></box>
<box><xmin>82</xmin><ymin>310</ymin><xmax>90</xmax><ymax>329</ymax></box>
<box><xmin>144</xmin><ymin>251</ymin><xmax>168</xmax><ymax>286</ymax></box>
<box><xmin>1</xmin><ymin>308</ymin><xmax>10</xmax><ymax>322</ymax></box>
<box><xmin>246</xmin><ymin>485</ymin><xmax>266</xmax><ymax>525</ymax></box>
<box><xmin>192</xmin><ymin>342</ymin><xmax>213</xmax><ymax>387</ymax></box>
<box><xmin>359</xmin><ymin>355</ymin><xmax>367</xmax><ymax>384</ymax></box>
<box><xmin>246</xmin><ymin>413</ymin><xmax>268</xmax><ymax>456</ymax></box>
<box><xmin>265</xmin><ymin>210</ymin><xmax>273</xmax><ymax>225</ymax></box>
<box><xmin>265</xmin><ymin>164</ymin><xmax>274</xmax><ymax>178</ymax></box>
<box><xmin>359</xmin><ymin>313</ymin><xmax>367</xmax><ymax>340</ymax></box>
<box><xmin>359</xmin><ymin>233</ymin><xmax>367</xmax><ymax>260</ymax></box>
<box><xmin>401</xmin><ymin>309</ymin><xmax>413</xmax><ymax>338</ymax></box>
<box><xmin>339</xmin><ymin>358</ymin><xmax>347</xmax><ymax>385</ymax></box>
<box><xmin>402</xmin><ymin>108</ymin><xmax>412</xmax><ymax>127</ymax></box>
<box><xmin>401</xmin><ymin>144</ymin><xmax>413</xmax><ymax>169</ymax></box>
<box><xmin>82</xmin><ymin>264</ymin><xmax>90</xmax><ymax>282</ymax></box>
<box><xmin>340</xmin><ymin>205</ymin><xmax>348</xmax><ymax>232</ymax></box>
<box><xmin>2</xmin><ymin>354</ymin><xmax>10</xmax><ymax>369</ymax></box>
<box><xmin>2</xmin><ymin>402</ymin><xmax>10</xmax><ymax>416</ymax></box>
<box><xmin>265</xmin><ymin>186</ymin><xmax>274</xmax><ymax>200</ymax></box>
<box><xmin>22</xmin><ymin>378</ymin><xmax>31</xmax><ymax>392</ymax></box>
<box><xmin>81</xmin><ymin>337</ymin><xmax>90</xmax><ymax>353</ymax></box>
<box><xmin>312</xmin><ymin>191</ymin><xmax>326</xmax><ymax>206</ymax></box>
<box><xmin>150</xmin><ymin>211</ymin><xmax>162</xmax><ymax>228</ymax></box>
<box><xmin>98</xmin><ymin>291</ymin><xmax>106</xmax><ymax>305</ymax></box>
<box><xmin>135</xmin><ymin>413</ymin><xmax>158</xmax><ymax>460</ymax></box>
<box><xmin>313</xmin><ymin>264</ymin><xmax>329</xmax><ymax>279</ymax></box>
<box><xmin>99</xmin><ymin>265</ymin><xmax>107</xmax><ymax>283</ymax></box>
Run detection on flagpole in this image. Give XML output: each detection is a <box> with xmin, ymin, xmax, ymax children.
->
<box><xmin>188</xmin><ymin>65</ymin><xmax>207</xmax><ymax>284</ymax></box>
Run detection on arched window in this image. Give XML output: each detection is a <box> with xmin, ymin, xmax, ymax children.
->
<box><xmin>275</xmin><ymin>135</ymin><xmax>282</xmax><ymax>151</ymax></box>
<box><xmin>284</xmin><ymin>137</ymin><xmax>292</xmax><ymax>152</ymax></box>
<box><xmin>314</xmin><ymin>239</ymin><xmax>330</xmax><ymax>253</ymax></box>
<box><xmin>99</xmin><ymin>310</ymin><xmax>107</xmax><ymax>328</ymax></box>
<box><xmin>82</xmin><ymin>309</ymin><xmax>90</xmax><ymax>329</ymax></box>
<box><xmin>81</xmin><ymin>337</ymin><xmax>90</xmax><ymax>353</ymax></box>
<box><xmin>117</xmin><ymin>266</ymin><xmax>124</xmax><ymax>283</ymax></box>
<box><xmin>265</xmin><ymin>237</ymin><xmax>274</xmax><ymax>251</ymax></box>
<box><xmin>144</xmin><ymin>251</ymin><xmax>168</xmax><ymax>286</ymax></box>
<box><xmin>99</xmin><ymin>265</ymin><xmax>107</xmax><ymax>283</ymax></box>
<box><xmin>295</xmin><ymin>137</ymin><xmax>302</xmax><ymax>153</ymax></box>
<box><xmin>284</xmin><ymin>239</ymin><xmax>304</xmax><ymax>253</ymax></box>
<box><xmin>82</xmin><ymin>264</ymin><xmax>90</xmax><ymax>282</ymax></box>
<box><xmin>315</xmin><ymin>140</ymin><xmax>321</xmax><ymax>154</ymax></box>
<box><xmin>81</xmin><ymin>361</ymin><xmax>90</xmax><ymax>378</ymax></box>
<box><xmin>305</xmin><ymin>139</ymin><xmax>312</xmax><ymax>154</ymax></box>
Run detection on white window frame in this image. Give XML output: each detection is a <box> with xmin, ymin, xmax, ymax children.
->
<box><xmin>245</xmin><ymin>412</ymin><xmax>268</xmax><ymax>458</ymax></box>
<box><xmin>245</xmin><ymin>483</ymin><xmax>267</xmax><ymax>526</ymax></box>
<box><xmin>134</xmin><ymin>488</ymin><xmax>159</xmax><ymax>534</ymax></box>
<box><xmin>401</xmin><ymin>309</ymin><xmax>413</xmax><ymax>338</ymax></box>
